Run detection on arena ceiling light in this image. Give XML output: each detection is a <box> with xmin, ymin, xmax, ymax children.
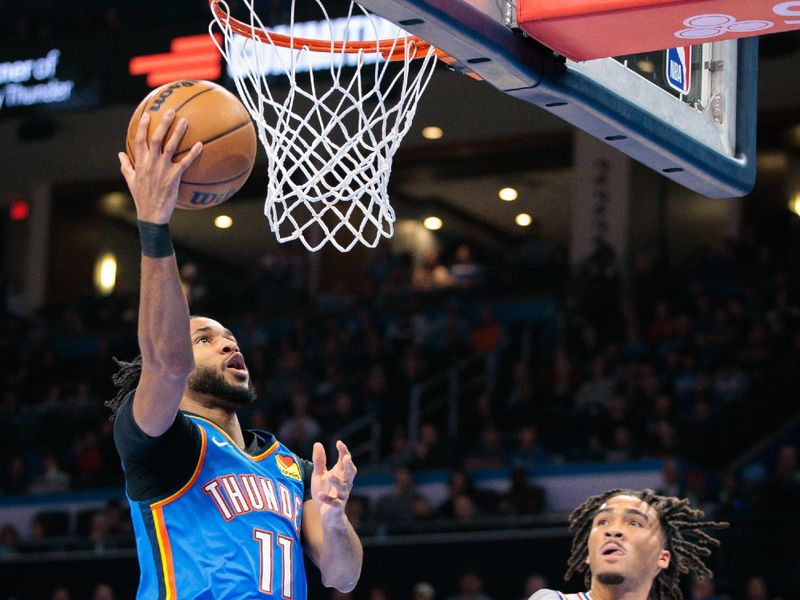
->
<box><xmin>421</xmin><ymin>126</ymin><xmax>443</xmax><ymax>140</ymax></box>
<box><xmin>499</xmin><ymin>187</ymin><xmax>518</xmax><ymax>201</ymax></box>
<box><xmin>423</xmin><ymin>216</ymin><xmax>443</xmax><ymax>230</ymax></box>
<box><xmin>214</xmin><ymin>215</ymin><xmax>233</xmax><ymax>229</ymax></box>
<box><xmin>515</xmin><ymin>213</ymin><xmax>533</xmax><ymax>227</ymax></box>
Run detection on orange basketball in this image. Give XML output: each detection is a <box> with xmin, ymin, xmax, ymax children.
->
<box><xmin>126</xmin><ymin>80</ymin><xmax>256</xmax><ymax>210</ymax></box>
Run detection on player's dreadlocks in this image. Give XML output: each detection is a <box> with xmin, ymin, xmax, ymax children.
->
<box><xmin>105</xmin><ymin>355</ymin><xmax>142</xmax><ymax>421</ymax></box>
<box><xmin>565</xmin><ymin>488</ymin><xmax>728</xmax><ymax>600</ymax></box>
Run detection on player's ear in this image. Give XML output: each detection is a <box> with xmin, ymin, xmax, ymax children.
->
<box><xmin>657</xmin><ymin>549</ymin><xmax>670</xmax><ymax>570</ymax></box>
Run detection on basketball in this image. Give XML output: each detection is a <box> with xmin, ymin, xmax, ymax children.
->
<box><xmin>126</xmin><ymin>80</ymin><xmax>256</xmax><ymax>210</ymax></box>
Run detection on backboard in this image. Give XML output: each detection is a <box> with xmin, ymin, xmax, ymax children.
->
<box><xmin>355</xmin><ymin>0</ymin><xmax>758</xmax><ymax>199</ymax></box>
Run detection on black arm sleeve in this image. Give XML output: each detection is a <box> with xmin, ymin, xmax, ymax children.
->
<box><xmin>300</xmin><ymin>459</ymin><xmax>313</xmax><ymax>502</ymax></box>
<box><xmin>113</xmin><ymin>391</ymin><xmax>202</xmax><ymax>502</ymax></box>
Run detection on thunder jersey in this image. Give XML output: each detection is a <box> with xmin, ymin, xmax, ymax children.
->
<box><xmin>127</xmin><ymin>414</ymin><xmax>307</xmax><ymax>599</ymax></box>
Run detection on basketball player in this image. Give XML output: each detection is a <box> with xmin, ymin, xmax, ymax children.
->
<box><xmin>530</xmin><ymin>489</ymin><xmax>727</xmax><ymax>600</ymax></box>
<box><xmin>108</xmin><ymin>109</ymin><xmax>362</xmax><ymax>598</ymax></box>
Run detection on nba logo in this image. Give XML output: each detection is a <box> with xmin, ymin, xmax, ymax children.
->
<box><xmin>665</xmin><ymin>46</ymin><xmax>691</xmax><ymax>95</ymax></box>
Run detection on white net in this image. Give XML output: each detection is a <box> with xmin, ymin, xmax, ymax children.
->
<box><xmin>210</xmin><ymin>0</ymin><xmax>439</xmax><ymax>252</ymax></box>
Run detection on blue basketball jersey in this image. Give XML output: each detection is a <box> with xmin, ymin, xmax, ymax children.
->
<box><xmin>127</xmin><ymin>414</ymin><xmax>307</xmax><ymax>599</ymax></box>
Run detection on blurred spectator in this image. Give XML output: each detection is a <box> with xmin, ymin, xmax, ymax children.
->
<box><xmin>374</xmin><ymin>467</ymin><xmax>419</xmax><ymax>524</ymax></box>
<box><xmin>449</xmin><ymin>244</ymin><xmax>486</xmax><ymax>289</ymax></box>
<box><xmin>413</xmin><ymin>582</ymin><xmax>436</xmax><ymax>600</ymax></box>
<box><xmin>691</xmin><ymin>577</ymin><xmax>719</xmax><ymax>600</ymax></box>
<box><xmin>0</xmin><ymin>523</ymin><xmax>20</xmax><ymax>556</ymax></box>
<box><xmin>344</xmin><ymin>496</ymin><xmax>368</xmax><ymax>531</ymax></box>
<box><xmin>465</xmin><ymin>424</ymin><xmax>506</xmax><ymax>470</ymax></box>
<box><xmin>410</xmin><ymin>423</ymin><xmax>448</xmax><ymax>469</ymax></box>
<box><xmin>452</xmin><ymin>494</ymin><xmax>479</xmax><ymax>523</ymax></box>
<box><xmin>50</xmin><ymin>587</ymin><xmax>71</xmax><ymax>600</ymax></box>
<box><xmin>763</xmin><ymin>444</ymin><xmax>800</xmax><ymax>511</ymax></box>
<box><xmin>508</xmin><ymin>425</ymin><xmax>548</xmax><ymax>469</ymax></box>
<box><xmin>413</xmin><ymin>249</ymin><xmax>453</xmax><ymax>292</ymax></box>
<box><xmin>657</xmin><ymin>459</ymin><xmax>685</xmax><ymax>498</ymax></box>
<box><xmin>521</xmin><ymin>574</ymin><xmax>548</xmax><ymax>600</ymax></box>
<box><xmin>446</xmin><ymin>570</ymin><xmax>493</xmax><ymax>600</ymax></box>
<box><xmin>92</xmin><ymin>583</ymin><xmax>115</xmax><ymax>600</ymax></box>
<box><xmin>29</xmin><ymin>452</ymin><xmax>71</xmax><ymax>495</ymax></box>
<box><xmin>745</xmin><ymin>576</ymin><xmax>772</xmax><ymax>600</ymax></box>
<box><xmin>277</xmin><ymin>393</ymin><xmax>321</xmax><ymax>457</ymax></box>
<box><xmin>575</xmin><ymin>357</ymin><xmax>617</xmax><ymax>414</ymax></box>
<box><xmin>500</xmin><ymin>466</ymin><xmax>545</xmax><ymax>516</ymax></box>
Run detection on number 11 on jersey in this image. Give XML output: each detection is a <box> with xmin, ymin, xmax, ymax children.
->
<box><xmin>254</xmin><ymin>529</ymin><xmax>294</xmax><ymax>597</ymax></box>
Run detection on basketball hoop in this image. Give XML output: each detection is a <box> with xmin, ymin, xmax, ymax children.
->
<box><xmin>209</xmin><ymin>0</ymin><xmax>441</xmax><ymax>252</ymax></box>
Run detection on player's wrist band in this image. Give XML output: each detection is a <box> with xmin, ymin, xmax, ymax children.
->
<box><xmin>137</xmin><ymin>220</ymin><xmax>174</xmax><ymax>258</ymax></box>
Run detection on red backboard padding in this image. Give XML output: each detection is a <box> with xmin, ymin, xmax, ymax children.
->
<box><xmin>517</xmin><ymin>0</ymin><xmax>800</xmax><ymax>60</ymax></box>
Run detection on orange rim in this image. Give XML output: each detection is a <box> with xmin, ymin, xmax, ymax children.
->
<box><xmin>209</xmin><ymin>0</ymin><xmax>447</xmax><ymax>61</ymax></box>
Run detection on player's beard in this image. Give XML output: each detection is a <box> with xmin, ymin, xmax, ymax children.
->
<box><xmin>597</xmin><ymin>573</ymin><xmax>626</xmax><ymax>585</ymax></box>
<box><xmin>188</xmin><ymin>366</ymin><xmax>256</xmax><ymax>407</ymax></box>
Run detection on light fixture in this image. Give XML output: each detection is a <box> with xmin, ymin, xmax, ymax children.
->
<box><xmin>790</xmin><ymin>193</ymin><xmax>800</xmax><ymax>218</ymax></box>
<box><xmin>100</xmin><ymin>192</ymin><xmax>128</xmax><ymax>215</ymax></box>
<box><xmin>214</xmin><ymin>215</ymin><xmax>233</xmax><ymax>229</ymax></box>
<box><xmin>423</xmin><ymin>216</ymin><xmax>443</xmax><ymax>231</ymax></box>
<box><xmin>515</xmin><ymin>213</ymin><xmax>533</xmax><ymax>227</ymax></box>
<box><xmin>421</xmin><ymin>126</ymin><xmax>443</xmax><ymax>140</ymax></box>
<box><xmin>636</xmin><ymin>59</ymin><xmax>656</xmax><ymax>74</ymax></box>
<box><xmin>499</xmin><ymin>187</ymin><xmax>518</xmax><ymax>201</ymax></box>
<box><xmin>94</xmin><ymin>253</ymin><xmax>117</xmax><ymax>296</ymax></box>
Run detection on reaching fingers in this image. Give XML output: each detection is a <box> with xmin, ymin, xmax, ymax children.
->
<box><xmin>176</xmin><ymin>141</ymin><xmax>203</xmax><ymax>175</ymax></box>
<box><xmin>118</xmin><ymin>152</ymin><xmax>134</xmax><ymax>185</ymax></box>
<box><xmin>316</xmin><ymin>493</ymin><xmax>343</xmax><ymax>507</ymax></box>
<box><xmin>342</xmin><ymin>453</ymin><xmax>357</xmax><ymax>484</ymax></box>
<box><xmin>163</xmin><ymin>117</ymin><xmax>188</xmax><ymax>157</ymax></box>
<box><xmin>328</xmin><ymin>476</ymin><xmax>350</xmax><ymax>499</ymax></box>
<box><xmin>312</xmin><ymin>442</ymin><xmax>327</xmax><ymax>476</ymax></box>
<box><xmin>147</xmin><ymin>109</ymin><xmax>176</xmax><ymax>162</ymax></box>
<box><xmin>134</xmin><ymin>112</ymin><xmax>150</xmax><ymax>162</ymax></box>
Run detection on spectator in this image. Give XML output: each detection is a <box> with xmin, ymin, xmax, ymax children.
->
<box><xmin>277</xmin><ymin>393</ymin><xmax>321</xmax><ymax>458</ymax></box>
<box><xmin>29</xmin><ymin>452</ymin><xmax>71</xmax><ymax>495</ymax></box>
<box><xmin>446</xmin><ymin>570</ymin><xmax>493</xmax><ymax>600</ymax></box>
<box><xmin>374</xmin><ymin>467</ymin><xmax>419</xmax><ymax>524</ymax></box>
<box><xmin>501</xmin><ymin>466</ymin><xmax>545</xmax><ymax>516</ymax></box>
<box><xmin>508</xmin><ymin>425</ymin><xmax>548</xmax><ymax>469</ymax></box>
<box><xmin>50</xmin><ymin>587</ymin><xmax>71</xmax><ymax>600</ymax></box>
<box><xmin>0</xmin><ymin>523</ymin><xmax>20</xmax><ymax>556</ymax></box>
<box><xmin>745</xmin><ymin>576</ymin><xmax>771</xmax><ymax>600</ymax></box>
<box><xmin>413</xmin><ymin>582</ymin><xmax>436</xmax><ymax>600</ymax></box>
<box><xmin>521</xmin><ymin>574</ymin><xmax>548</xmax><ymax>600</ymax></box>
<box><xmin>449</xmin><ymin>244</ymin><xmax>486</xmax><ymax>288</ymax></box>
<box><xmin>465</xmin><ymin>424</ymin><xmax>506</xmax><ymax>470</ymax></box>
<box><xmin>92</xmin><ymin>583</ymin><xmax>115</xmax><ymax>600</ymax></box>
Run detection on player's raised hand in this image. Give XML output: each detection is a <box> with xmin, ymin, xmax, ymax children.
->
<box><xmin>311</xmin><ymin>441</ymin><xmax>358</xmax><ymax>527</ymax></box>
<box><xmin>118</xmin><ymin>109</ymin><xmax>202</xmax><ymax>224</ymax></box>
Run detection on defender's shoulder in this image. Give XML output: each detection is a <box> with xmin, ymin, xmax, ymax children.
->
<box><xmin>529</xmin><ymin>590</ymin><xmax>563</xmax><ymax>600</ymax></box>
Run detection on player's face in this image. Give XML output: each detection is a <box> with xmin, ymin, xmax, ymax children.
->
<box><xmin>586</xmin><ymin>495</ymin><xmax>670</xmax><ymax>588</ymax></box>
<box><xmin>189</xmin><ymin>317</ymin><xmax>249</xmax><ymax>388</ymax></box>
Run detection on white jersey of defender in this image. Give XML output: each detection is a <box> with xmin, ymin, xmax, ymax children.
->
<box><xmin>530</xmin><ymin>591</ymin><xmax>593</xmax><ymax>600</ymax></box>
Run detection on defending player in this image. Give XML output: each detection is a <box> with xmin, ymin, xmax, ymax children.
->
<box><xmin>108</xmin><ymin>109</ymin><xmax>362</xmax><ymax>598</ymax></box>
<box><xmin>531</xmin><ymin>489</ymin><xmax>727</xmax><ymax>600</ymax></box>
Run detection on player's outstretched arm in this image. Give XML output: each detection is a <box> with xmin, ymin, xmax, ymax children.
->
<box><xmin>118</xmin><ymin>109</ymin><xmax>203</xmax><ymax>437</ymax></box>
<box><xmin>303</xmin><ymin>440</ymin><xmax>363</xmax><ymax>592</ymax></box>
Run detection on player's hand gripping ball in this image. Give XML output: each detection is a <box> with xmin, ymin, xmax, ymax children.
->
<box><xmin>126</xmin><ymin>80</ymin><xmax>256</xmax><ymax>210</ymax></box>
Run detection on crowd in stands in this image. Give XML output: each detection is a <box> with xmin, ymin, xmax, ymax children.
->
<box><xmin>1</xmin><ymin>215</ymin><xmax>799</xmax><ymax>597</ymax></box>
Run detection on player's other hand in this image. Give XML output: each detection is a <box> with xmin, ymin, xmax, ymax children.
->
<box><xmin>118</xmin><ymin>110</ymin><xmax>202</xmax><ymax>224</ymax></box>
<box><xmin>311</xmin><ymin>440</ymin><xmax>357</xmax><ymax>528</ymax></box>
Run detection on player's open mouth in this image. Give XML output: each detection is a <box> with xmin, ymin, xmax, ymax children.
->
<box><xmin>602</xmin><ymin>543</ymin><xmax>625</xmax><ymax>557</ymax></box>
<box><xmin>225</xmin><ymin>354</ymin><xmax>248</xmax><ymax>376</ymax></box>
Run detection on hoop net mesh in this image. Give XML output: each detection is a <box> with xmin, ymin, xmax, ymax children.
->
<box><xmin>210</xmin><ymin>0</ymin><xmax>439</xmax><ymax>252</ymax></box>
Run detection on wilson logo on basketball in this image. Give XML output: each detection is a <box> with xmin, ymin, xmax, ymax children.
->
<box><xmin>276</xmin><ymin>455</ymin><xmax>302</xmax><ymax>481</ymax></box>
<box><xmin>129</xmin><ymin>34</ymin><xmax>222</xmax><ymax>88</ymax></box>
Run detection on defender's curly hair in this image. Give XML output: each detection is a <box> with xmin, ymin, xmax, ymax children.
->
<box><xmin>105</xmin><ymin>355</ymin><xmax>142</xmax><ymax>420</ymax></box>
<box><xmin>565</xmin><ymin>488</ymin><xmax>728</xmax><ymax>600</ymax></box>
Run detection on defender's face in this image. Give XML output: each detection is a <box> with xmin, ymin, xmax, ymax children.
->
<box><xmin>586</xmin><ymin>495</ymin><xmax>670</xmax><ymax>586</ymax></box>
<box><xmin>189</xmin><ymin>317</ymin><xmax>249</xmax><ymax>387</ymax></box>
